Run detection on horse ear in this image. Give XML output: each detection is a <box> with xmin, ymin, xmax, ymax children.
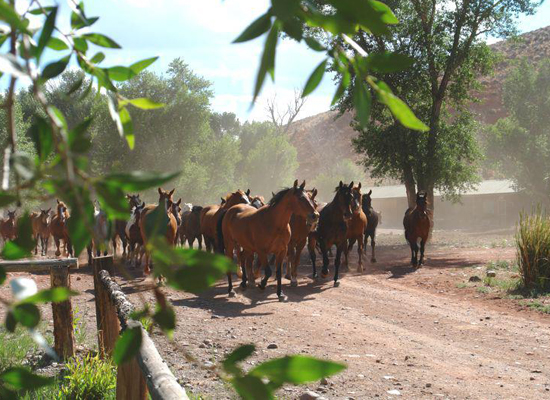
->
<box><xmin>56</xmin><ymin>199</ymin><xmax>60</xmax><ymax>204</ymax></box>
<box><xmin>312</xmin><ymin>188</ymin><xmax>318</xmax><ymax>199</ymax></box>
<box><xmin>177</xmin><ymin>198</ymin><xmax>182</xmax><ymax>205</ymax></box>
<box><xmin>169</xmin><ymin>188</ymin><xmax>175</xmax><ymax>196</ymax></box>
<box><xmin>47</xmin><ymin>208</ymin><xmax>51</xmax><ymax>213</ymax></box>
<box><xmin>349</xmin><ymin>181</ymin><xmax>354</xmax><ymax>189</ymax></box>
<box><xmin>126</xmin><ymin>194</ymin><xmax>131</xmax><ymax>199</ymax></box>
<box><xmin>221</xmin><ymin>198</ymin><xmax>225</xmax><ymax>204</ymax></box>
<box><xmin>293</xmin><ymin>179</ymin><xmax>298</xmax><ymax>188</ymax></box>
<box><xmin>339</xmin><ymin>181</ymin><xmax>343</xmax><ymax>188</ymax></box>
<box><xmin>158</xmin><ymin>188</ymin><xmax>162</xmax><ymax>195</ymax></box>
<box><xmin>246</xmin><ymin>189</ymin><xmax>251</xmax><ymax>196</ymax></box>
<box><xmin>300</xmin><ymin>180</ymin><xmax>306</xmax><ymax>190</ymax></box>
<box><xmin>357</xmin><ymin>182</ymin><xmax>361</xmax><ymax>190</ymax></box>
<box><xmin>272</xmin><ymin>192</ymin><xmax>275</xmax><ymax>197</ymax></box>
<box><xmin>368</xmin><ymin>189</ymin><xmax>372</xmax><ymax>195</ymax></box>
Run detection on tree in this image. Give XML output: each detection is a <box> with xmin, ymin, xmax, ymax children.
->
<box><xmin>328</xmin><ymin>0</ymin><xmax>539</xmax><ymax>209</ymax></box>
<box><xmin>266</xmin><ymin>89</ymin><xmax>306</xmax><ymax>134</ymax></box>
<box><xmin>484</xmin><ymin>58</ymin><xmax>550</xmax><ymax>202</ymax></box>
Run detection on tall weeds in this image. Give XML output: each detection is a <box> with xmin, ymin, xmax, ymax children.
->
<box><xmin>516</xmin><ymin>209</ymin><xmax>550</xmax><ymax>290</ymax></box>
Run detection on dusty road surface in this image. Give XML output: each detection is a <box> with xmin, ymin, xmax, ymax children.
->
<box><xmin>2</xmin><ymin>232</ymin><xmax>549</xmax><ymax>399</ymax></box>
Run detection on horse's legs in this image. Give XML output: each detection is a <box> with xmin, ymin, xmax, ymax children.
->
<box><xmin>34</xmin><ymin>234</ymin><xmax>39</xmax><ymax>255</ymax></box>
<box><xmin>67</xmin><ymin>238</ymin><xmax>73</xmax><ymax>257</ymax></box>
<box><xmin>197</xmin><ymin>235</ymin><xmax>202</xmax><ymax>250</ymax></box>
<box><xmin>320</xmin><ymin>240</ymin><xmax>330</xmax><ymax>278</ymax></box>
<box><xmin>276</xmin><ymin>251</ymin><xmax>287</xmax><ymax>301</ymax></box>
<box><xmin>363</xmin><ymin>232</ymin><xmax>368</xmax><ymax>255</ymax></box>
<box><xmin>370</xmin><ymin>233</ymin><xmax>377</xmax><ymax>263</ymax></box>
<box><xmin>345</xmin><ymin>238</ymin><xmax>356</xmax><ymax>270</ymax></box>
<box><xmin>258</xmin><ymin>253</ymin><xmax>271</xmax><ymax>290</ymax></box>
<box><xmin>54</xmin><ymin>237</ymin><xmax>61</xmax><ymax>257</ymax></box>
<box><xmin>334</xmin><ymin>243</ymin><xmax>344</xmax><ymax>286</ymax></box>
<box><xmin>43</xmin><ymin>236</ymin><xmax>49</xmax><ymax>256</ymax></box>
<box><xmin>291</xmin><ymin>240</ymin><xmax>305</xmax><ymax>287</ymax></box>
<box><xmin>308</xmin><ymin>236</ymin><xmax>317</xmax><ymax>278</ymax></box>
<box><xmin>410</xmin><ymin>239</ymin><xmax>418</xmax><ymax>266</ymax></box>
<box><xmin>87</xmin><ymin>245</ymin><xmax>93</xmax><ymax>265</ymax></box>
<box><xmin>419</xmin><ymin>237</ymin><xmax>426</xmax><ymax>266</ymax></box>
<box><xmin>357</xmin><ymin>234</ymin><xmax>364</xmax><ymax>272</ymax></box>
<box><xmin>285</xmin><ymin>246</ymin><xmax>294</xmax><ymax>280</ymax></box>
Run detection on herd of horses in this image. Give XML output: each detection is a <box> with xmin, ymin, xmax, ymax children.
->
<box><xmin>0</xmin><ymin>182</ymin><xmax>432</xmax><ymax>301</ymax></box>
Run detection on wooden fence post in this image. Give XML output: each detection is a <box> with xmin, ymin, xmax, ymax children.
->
<box><xmin>93</xmin><ymin>256</ymin><xmax>119</xmax><ymax>358</ymax></box>
<box><xmin>50</xmin><ymin>265</ymin><xmax>75</xmax><ymax>359</ymax></box>
<box><xmin>116</xmin><ymin>321</ymin><xmax>148</xmax><ymax>400</ymax></box>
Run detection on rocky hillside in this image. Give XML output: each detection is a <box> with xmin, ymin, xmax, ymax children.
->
<box><xmin>288</xmin><ymin>25</ymin><xmax>550</xmax><ymax>181</ymax></box>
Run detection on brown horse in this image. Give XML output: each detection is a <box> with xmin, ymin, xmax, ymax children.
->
<box><xmin>126</xmin><ymin>201</ymin><xmax>146</xmax><ymax>268</ymax></box>
<box><xmin>1</xmin><ymin>210</ymin><xmax>17</xmax><ymax>243</ymax></box>
<box><xmin>180</xmin><ymin>206</ymin><xmax>203</xmax><ymax>249</ymax></box>
<box><xmin>31</xmin><ymin>208</ymin><xmax>51</xmax><ymax>256</ymax></box>
<box><xmin>313</xmin><ymin>181</ymin><xmax>354</xmax><ymax>286</ymax></box>
<box><xmin>139</xmin><ymin>188</ymin><xmax>178</xmax><ymax>274</ymax></box>
<box><xmin>362</xmin><ymin>190</ymin><xmax>380</xmax><ymax>263</ymax></box>
<box><xmin>169</xmin><ymin>198</ymin><xmax>182</xmax><ymax>245</ymax></box>
<box><xmin>284</xmin><ymin>189</ymin><xmax>319</xmax><ymax>286</ymax></box>
<box><xmin>111</xmin><ymin>194</ymin><xmax>140</xmax><ymax>258</ymax></box>
<box><xmin>50</xmin><ymin>200</ymin><xmax>73</xmax><ymax>257</ymax></box>
<box><xmin>200</xmin><ymin>189</ymin><xmax>251</xmax><ymax>253</ymax></box>
<box><xmin>403</xmin><ymin>191</ymin><xmax>431</xmax><ymax>267</ymax></box>
<box><xmin>219</xmin><ymin>180</ymin><xmax>319</xmax><ymax>300</ymax></box>
<box><xmin>344</xmin><ymin>183</ymin><xmax>368</xmax><ymax>272</ymax></box>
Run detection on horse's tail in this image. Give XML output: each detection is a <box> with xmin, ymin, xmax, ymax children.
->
<box><xmin>216</xmin><ymin>209</ymin><xmax>227</xmax><ymax>255</ymax></box>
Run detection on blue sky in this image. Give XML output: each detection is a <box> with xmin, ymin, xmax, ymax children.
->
<box><xmin>12</xmin><ymin>0</ymin><xmax>550</xmax><ymax>122</ymax></box>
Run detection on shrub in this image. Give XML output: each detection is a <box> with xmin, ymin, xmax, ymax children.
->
<box><xmin>57</xmin><ymin>353</ymin><xmax>116</xmax><ymax>400</ymax></box>
<box><xmin>516</xmin><ymin>209</ymin><xmax>550</xmax><ymax>291</ymax></box>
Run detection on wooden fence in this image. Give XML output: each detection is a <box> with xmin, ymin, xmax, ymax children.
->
<box><xmin>93</xmin><ymin>256</ymin><xmax>189</xmax><ymax>400</ymax></box>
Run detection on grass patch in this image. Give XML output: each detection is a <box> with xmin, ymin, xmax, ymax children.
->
<box><xmin>0</xmin><ymin>327</ymin><xmax>41</xmax><ymax>371</ymax></box>
<box><xmin>485</xmin><ymin>260</ymin><xmax>517</xmax><ymax>271</ymax></box>
<box><xmin>57</xmin><ymin>353</ymin><xmax>116</xmax><ymax>399</ymax></box>
<box><xmin>456</xmin><ymin>282</ymin><xmax>468</xmax><ymax>289</ymax></box>
<box><xmin>477</xmin><ymin>286</ymin><xmax>490</xmax><ymax>294</ymax></box>
<box><xmin>521</xmin><ymin>300</ymin><xmax>550</xmax><ymax>314</ymax></box>
<box><xmin>483</xmin><ymin>276</ymin><xmax>521</xmax><ymax>291</ymax></box>
<box><xmin>73</xmin><ymin>306</ymin><xmax>89</xmax><ymax>346</ymax></box>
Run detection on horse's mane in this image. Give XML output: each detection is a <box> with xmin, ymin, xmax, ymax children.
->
<box><xmin>224</xmin><ymin>190</ymin><xmax>244</xmax><ymax>201</ymax></box>
<box><xmin>269</xmin><ymin>188</ymin><xmax>292</xmax><ymax>207</ymax></box>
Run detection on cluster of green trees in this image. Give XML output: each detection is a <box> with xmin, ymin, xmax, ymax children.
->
<box><xmin>1</xmin><ymin>59</ymin><xmax>301</xmax><ymax>205</ymax></box>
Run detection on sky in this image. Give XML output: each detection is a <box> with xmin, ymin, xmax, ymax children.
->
<box><xmin>10</xmin><ymin>0</ymin><xmax>550</xmax><ymax>122</ymax></box>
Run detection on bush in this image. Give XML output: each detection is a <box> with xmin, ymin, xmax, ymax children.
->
<box><xmin>516</xmin><ymin>209</ymin><xmax>550</xmax><ymax>291</ymax></box>
<box><xmin>57</xmin><ymin>353</ymin><xmax>116</xmax><ymax>400</ymax></box>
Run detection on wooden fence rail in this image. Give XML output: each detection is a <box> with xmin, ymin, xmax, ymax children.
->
<box><xmin>0</xmin><ymin>258</ymin><xmax>78</xmax><ymax>359</ymax></box>
<box><xmin>93</xmin><ymin>256</ymin><xmax>189</xmax><ymax>400</ymax></box>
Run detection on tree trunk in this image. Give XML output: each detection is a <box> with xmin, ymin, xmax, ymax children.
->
<box><xmin>403</xmin><ymin>165</ymin><xmax>416</xmax><ymax>209</ymax></box>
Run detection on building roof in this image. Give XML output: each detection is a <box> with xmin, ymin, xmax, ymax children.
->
<box><xmin>370</xmin><ymin>179</ymin><xmax>516</xmax><ymax>200</ymax></box>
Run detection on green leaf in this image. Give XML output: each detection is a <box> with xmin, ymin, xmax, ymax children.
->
<box><xmin>123</xmin><ymin>98</ymin><xmax>165</xmax><ymax>110</ymax></box>
<box><xmin>366</xmin><ymin>52</ymin><xmax>414</xmax><ymax>73</ymax></box>
<box><xmin>70</xmin><ymin>2</ymin><xmax>99</xmax><ymax>30</ymax></box>
<box><xmin>232</xmin><ymin>375</ymin><xmax>272</xmax><ymax>400</ymax></box>
<box><xmin>0</xmin><ymin>192</ymin><xmax>17</xmax><ymax>207</ymax></box>
<box><xmin>2</xmin><ymin>213</ymin><xmax>36</xmax><ymax>260</ymax></box>
<box><xmin>94</xmin><ymin>182</ymin><xmax>129</xmax><ymax>220</ymax></box>
<box><xmin>12</xmin><ymin>152</ymin><xmax>35</xmax><ymax>181</ymax></box>
<box><xmin>41</xmin><ymin>55</ymin><xmax>70</xmax><ymax>82</ymax></box>
<box><xmin>0</xmin><ymin>2</ymin><xmax>29</xmax><ymax>32</ymax></box>
<box><xmin>73</xmin><ymin>37</ymin><xmax>88</xmax><ymax>52</ymax></box>
<box><xmin>118</xmin><ymin>106</ymin><xmax>134</xmax><ymax>149</ymax></box>
<box><xmin>113</xmin><ymin>326</ymin><xmax>142</xmax><ymax>365</ymax></box>
<box><xmin>82</xmin><ymin>33</ymin><xmax>121</xmax><ymax>49</ymax></box>
<box><xmin>0</xmin><ymin>54</ymin><xmax>28</xmax><ymax>79</ymax></box>
<box><xmin>12</xmin><ymin>303</ymin><xmax>40</xmax><ymax>329</ymax></box>
<box><xmin>143</xmin><ymin>208</ymin><xmax>170</xmax><ymax>241</ymax></box>
<box><xmin>353</xmin><ymin>76</ymin><xmax>371</xmax><ymax>128</ymax></box>
<box><xmin>5</xmin><ymin>311</ymin><xmax>16</xmax><ymax>332</ymax></box>
<box><xmin>233</xmin><ymin>12</ymin><xmax>272</xmax><ymax>43</ymax></box>
<box><xmin>332</xmin><ymin>70</ymin><xmax>350</xmax><ymax>106</ymax></box>
<box><xmin>250</xmin><ymin>355</ymin><xmax>346</xmax><ymax>384</ymax></box>
<box><xmin>66</xmin><ymin>187</ymin><xmax>94</xmax><ymax>257</ymax></box>
<box><xmin>22</xmin><ymin>287</ymin><xmax>78</xmax><ymax>304</ymax></box>
<box><xmin>93</xmin><ymin>68</ymin><xmax>117</xmax><ymax>92</ymax></box>
<box><xmin>68</xmin><ymin>117</ymin><xmax>93</xmax><ymax>153</ymax></box>
<box><xmin>151</xmin><ymin>240</ymin><xmax>236</xmax><ymax>294</ymax></box>
<box><xmin>0</xmin><ymin>367</ymin><xmax>53</xmax><ymax>390</ymax></box>
<box><xmin>370</xmin><ymin>0</ymin><xmax>399</xmax><ymax>24</ymax></box>
<box><xmin>48</xmin><ymin>106</ymin><xmax>68</xmax><ymax>130</ymax></box>
<box><xmin>372</xmin><ymin>80</ymin><xmax>429</xmax><ymax>131</ymax></box>
<box><xmin>130</xmin><ymin>57</ymin><xmax>158</xmax><ymax>74</ymax></box>
<box><xmin>302</xmin><ymin>59</ymin><xmax>327</xmax><ymax>97</ymax></box>
<box><xmin>46</xmin><ymin>37</ymin><xmax>69</xmax><ymax>51</ymax></box>
<box><xmin>253</xmin><ymin>22</ymin><xmax>279</xmax><ymax>102</ymax></box>
<box><xmin>304</xmin><ymin>37</ymin><xmax>326</xmax><ymax>52</ymax></box>
<box><xmin>102</xmin><ymin>171</ymin><xmax>180</xmax><ymax>193</ymax></box>
<box><xmin>90</xmin><ymin>52</ymin><xmax>106</xmax><ymax>64</ymax></box>
<box><xmin>66</xmin><ymin>76</ymin><xmax>85</xmax><ymax>96</ymax></box>
<box><xmin>0</xmin><ymin>266</ymin><xmax>5</xmax><ymax>285</ymax></box>
<box><xmin>36</xmin><ymin>7</ymin><xmax>57</xmax><ymax>62</ymax></box>
<box><xmin>28</xmin><ymin>116</ymin><xmax>53</xmax><ymax>162</ymax></box>
<box><xmin>223</xmin><ymin>345</ymin><xmax>255</xmax><ymax>375</ymax></box>
<box><xmin>106</xmin><ymin>66</ymin><xmax>134</xmax><ymax>82</ymax></box>
<box><xmin>30</xmin><ymin>6</ymin><xmax>55</xmax><ymax>16</ymax></box>
<box><xmin>153</xmin><ymin>305</ymin><xmax>176</xmax><ymax>338</ymax></box>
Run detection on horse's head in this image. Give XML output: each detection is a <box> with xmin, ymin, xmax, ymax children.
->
<box><xmin>56</xmin><ymin>199</ymin><xmax>69</xmax><ymax>223</ymax></box>
<box><xmin>132</xmin><ymin>201</ymin><xmax>146</xmax><ymax>218</ymax></box>
<box><xmin>126</xmin><ymin>194</ymin><xmax>141</xmax><ymax>209</ymax></box>
<box><xmin>362</xmin><ymin>189</ymin><xmax>373</xmax><ymax>211</ymax></box>
<box><xmin>170</xmin><ymin>198</ymin><xmax>182</xmax><ymax>226</ymax></box>
<box><xmin>223</xmin><ymin>189</ymin><xmax>251</xmax><ymax>209</ymax></box>
<box><xmin>334</xmin><ymin>181</ymin><xmax>354</xmax><ymax>220</ymax></box>
<box><xmin>158</xmin><ymin>187</ymin><xmax>175</xmax><ymax>212</ymax></box>
<box><xmin>40</xmin><ymin>208</ymin><xmax>51</xmax><ymax>224</ymax></box>
<box><xmin>6</xmin><ymin>210</ymin><xmax>16</xmax><ymax>222</ymax></box>
<box><xmin>351</xmin><ymin>182</ymin><xmax>363</xmax><ymax>214</ymax></box>
<box><xmin>280</xmin><ymin>180</ymin><xmax>319</xmax><ymax>225</ymax></box>
<box><xmin>250</xmin><ymin>195</ymin><xmax>265</xmax><ymax>209</ymax></box>
<box><xmin>306</xmin><ymin>187</ymin><xmax>320</xmax><ymax>228</ymax></box>
<box><xmin>416</xmin><ymin>191</ymin><xmax>428</xmax><ymax>212</ymax></box>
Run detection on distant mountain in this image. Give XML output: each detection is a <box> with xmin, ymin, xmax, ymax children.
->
<box><xmin>287</xmin><ymin>25</ymin><xmax>550</xmax><ymax>181</ymax></box>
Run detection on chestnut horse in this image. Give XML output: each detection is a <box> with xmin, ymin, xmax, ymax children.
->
<box><xmin>284</xmin><ymin>188</ymin><xmax>319</xmax><ymax>286</ymax></box>
<box><xmin>219</xmin><ymin>180</ymin><xmax>319</xmax><ymax>301</ymax></box>
<box><xmin>180</xmin><ymin>206</ymin><xmax>203</xmax><ymax>249</ymax></box>
<box><xmin>403</xmin><ymin>191</ymin><xmax>431</xmax><ymax>267</ymax></box>
<box><xmin>200</xmin><ymin>189</ymin><xmax>251</xmax><ymax>253</ymax></box>
<box><xmin>362</xmin><ymin>190</ymin><xmax>379</xmax><ymax>262</ymax></box>
<box><xmin>50</xmin><ymin>200</ymin><xmax>73</xmax><ymax>257</ymax></box>
<box><xmin>1</xmin><ymin>210</ymin><xmax>17</xmax><ymax>243</ymax></box>
<box><xmin>344</xmin><ymin>183</ymin><xmax>367</xmax><ymax>272</ymax></box>
<box><xmin>169</xmin><ymin>198</ymin><xmax>182</xmax><ymax>245</ymax></box>
<box><xmin>139</xmin><ymin>188</ymin><xmax>178</xmax><ymax>274</ymax></box>
<box><xmin>31</xmin><ymin>208</ymin><xmax>51</xmax><ymax>256</ymax></box>
<box><xmin>111</xmin><ymin>194</ymin><xmax>140</xmax><ymax>258</ymax></box>
<box><xmin>313</xmin><ymin>181</ymin><xmax>354</xmax><ymax>286</ymax></box>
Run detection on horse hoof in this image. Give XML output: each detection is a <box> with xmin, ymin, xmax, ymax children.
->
<box><xmin>228</xmin><ymin>290</ymin><xmax>236</xmax><ymax>297</ymax></box>
<box><xmin>290</xmin><ymin>279</ymin><xmax>298</xmax><ymax>287</ymax></box>
<box><xmin>334</xmin><ymin>281</ymin><xmax>340</xmax><ymax>287</ymax></box>
<box><xmin>371</xmin><ymin>258</ymin><xmax>377</xmax><ymax>263</ymax></box>
<box><xmin>356</xmin><ymin>267</ymin><xmax>363</xmax><ymax>273</ymax></box>
<box><xmin>284</xmin><ymin>274</ymin><xmax>291</xmax><ymax>281</ymax></box>
<box><xmin>55</xmin><ymin>251</ymin><xmax>61</xmax><ymax>257</ymax></box>
<box><xmin>240</xmin><ymin>282</ymin><xmax>247</xmax><ymax>290</ymax></box>
<box><xmin>321</xmin><ymin>270</ymin><xmax>328</xmax><ymax>279</ymax></box>
<box><xmin>278</xmin><ymin>294</ymin><xmax>288</xmax><ymax>302</ymax></box>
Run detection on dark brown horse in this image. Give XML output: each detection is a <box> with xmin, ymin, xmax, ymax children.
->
<box><xmin>219</xmin><ymin>180</ymin><xmax>319</xmax><ymax>300</ymax></box>
<box><xmin>362</xmin><ymin>190</ymin><xmax>379</xmax><ymax>263</ymax></box>
<box><xmin>285</xmin><ymin>189</ymin><xmax>319</xmax><ymax>286</ymax></box>
<box><xmin>112</xmin><ymin>194</ymin><xmax>141</xmax><ymax>258</ymax></box>
<box><xmin>200</xmin><ymin>189</ymin><xmax>251</xmax><ymax>252</ymax></box>
<box><xmin>169</xmin><ymin>198</ymin><xmax>182</xmax><ymax>245</ymax></box>
<box><xmin>126</xmin><ymin>201</ymin><xmax>146</xmax><ymax>268</ymax></box>
<box><xmin>139</xmin><ymin>188</ymin><xmax>179</xmax><ymax>274</ymax></box>
<box><xmin>31</xmin><ymin>208</ymin><xmax>51</xmax><ymax>256</ymax></box>
<box><xmin>1</xmin><ymin>210</ymin><xmax>17</xmax><ymax>243</ymax></box>
<box><xmin>180</xmin><ymin>206</ymin><xmax>203</xmax><ymax>249</ymax></box>
<box><xmin>403</xmin><ymin>191</ymin><xmax>431</xmax><ymax>267</ymax></box>
<box><xmin>313</xmin><ymin>181</ymin><xmax>354</xmax><ymax>286</ymax></box>
<box><xmin>50</xmin><ymin>200</ymin><xmax>73</xmax><ymax>257</ymax></box>
<box><xmin>344</xmin><ymin>183</ymin><xmax>367</xmax><ymax>272</ymax></box>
